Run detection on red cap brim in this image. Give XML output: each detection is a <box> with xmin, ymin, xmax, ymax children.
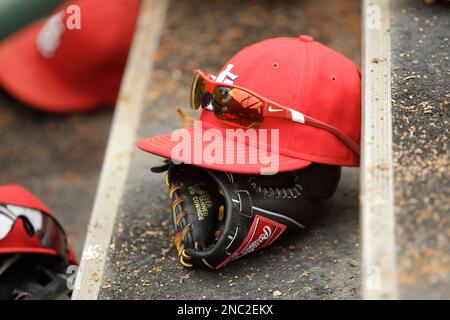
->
<box><xmin>0</xmin><ymin>247</ymin><xmax>78</xmax><ymax>265</ymax></box>
<box><xmin>0</xmin><ymin>25</ymin><xmax>108</xmax><ymax>113</ymax></box>
<box><xmin>137</xmin><ymin>125</ymin><xmax>311</xmax><ymax>174</ymax></box>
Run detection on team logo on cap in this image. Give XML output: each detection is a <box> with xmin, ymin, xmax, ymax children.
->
<box><xmin>216</xmin><ymin>64</ymin><xmax>239</xmax><ymax>84</ymax></box>
<box><xmin>36</xmin><ymin>5</ymin><xmax>81</xmax><ymax>58</ymax></box>
<box><xmin>36</xmin><ymin>12</ymin><xmax>65</xmax><ymax>58</ymax></box>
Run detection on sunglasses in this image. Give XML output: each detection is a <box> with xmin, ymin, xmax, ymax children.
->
<box><xmin>190</xmin><ymin>69</ymin><xmax>360</xmax><ymax>156</ymax></box>
<box><xmin>0</xmin><ymin>204</ymin><xmax>69</xmax><ymax>261</ymax></box>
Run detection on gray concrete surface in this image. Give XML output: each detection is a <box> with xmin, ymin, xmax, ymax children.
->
<box><xmin>0</xmin><ymin>92</ymin><xmax>112</xmax><ymax>256</ymax></box>
<box><xmin>390</xmin><ymin>0</ymin><xmax>449</xmax><ymax>299</ymax></box>
<box><xmin>98</xmin><ymin>0</ymin><xmax>361</xmax><ymax>299</ymax></box>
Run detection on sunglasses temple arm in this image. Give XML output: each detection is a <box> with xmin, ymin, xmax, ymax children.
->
<box><xmin>290</xmin><ymin>109</ymin><xmax>306</xmax><ymax>123</ymax></box>
<box><xmin>302</xmin><ymin>115</ymin><xmax>360</xmax><ymax>156</ymax></box>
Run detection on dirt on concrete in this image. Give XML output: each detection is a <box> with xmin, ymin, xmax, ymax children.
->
<box><xmin>0</xmin><ymin>92</ymin><xmax>112</xmax><ymax>256</ymax></box>
<box><xmin>0</xmin><ymin>0</ymin><xmax>362</xmax><ymax>299</ymax></box>
<box><xmin>390</xmin><ymin>0</ymin><xmax>450</xmax><ymax>299</ymax></box>
<box><xmin>99</xmin><ymin>0</ymin><xmax>362</xmax><ymax>300</ymax></box>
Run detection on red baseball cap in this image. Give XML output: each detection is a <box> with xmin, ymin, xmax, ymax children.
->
<box><xmin>0</xmin><ymin>0</ymin><xmax>140</xmax><ymax>113</ymax></box>
<box><xmin>0</xmin><ymin>184</ymin><xmax>77</xmax><ymax>264</ymax></box>
<box><xmin>138</xmin><ymin>36</ymin><xmax>361</xmax><ymax>174</ymax></box>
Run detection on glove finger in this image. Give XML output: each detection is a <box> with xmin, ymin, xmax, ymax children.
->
<box><xmin>168</xmin><ymin>165</ymin><xmax>225</xmax><ymax>253</ymax></box>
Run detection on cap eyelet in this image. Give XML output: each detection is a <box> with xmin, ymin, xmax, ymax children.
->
<box><xmin>272</xmin><ymin>63</ymin><xmax>279</xmax><ymax>68</ymax></box>
<box><xmin>331</xmin><ymin>75</ymin><xmax>337</xmax><ymax>81</ymax></box>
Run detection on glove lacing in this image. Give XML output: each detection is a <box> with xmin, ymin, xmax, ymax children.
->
<box><xmin>152</xmin><ymin>162</ymin><xmax>196</xmax><ymax>268</ymax></box>
<box><xmin>248</xmin><ymin>173</ymin><xmax>303</xmax><ymax>199</ymax></box>
<box><xmin>167</xmin><ymin>176</ymin><xmax>194</xmax><ymax>268</ymax></box>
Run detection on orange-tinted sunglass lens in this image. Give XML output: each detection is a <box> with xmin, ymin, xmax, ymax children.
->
<box><xmin>213</xmin><ymin>86</ymin><xmax>264</xmax><ymax>128</ymax></box>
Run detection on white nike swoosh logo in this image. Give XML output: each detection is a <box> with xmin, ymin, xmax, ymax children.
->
<box><xmin>268</xmin><ymin>106</ymin><xmax>283</xmax><ymax>112</ymax></box>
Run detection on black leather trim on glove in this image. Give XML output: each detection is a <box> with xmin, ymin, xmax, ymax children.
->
<box><xmin>154</xmin><ymin>161</ymin><xmax>341</xmax><ymax>269</ymax></box>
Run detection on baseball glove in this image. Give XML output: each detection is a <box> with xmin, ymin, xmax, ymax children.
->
<box><xmin>152</xmin><ymin>161</ymin><xmax>341</xmax><ymax>269</ymax></box>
